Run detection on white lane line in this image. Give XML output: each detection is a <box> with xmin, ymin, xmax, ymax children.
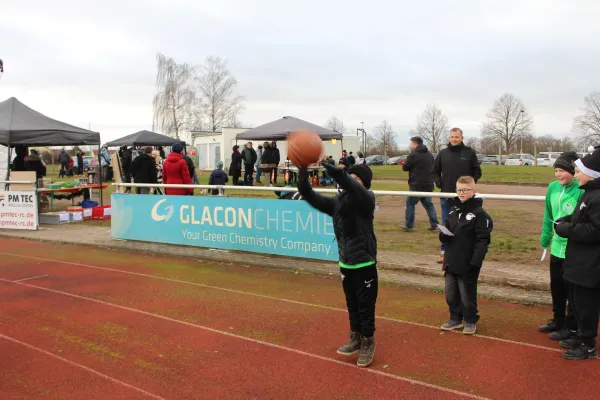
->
<box><xmin>13</xmin><ymin>274</ymin><xmax>48</xmax><ymax>282</ymax></box>
<box><xmin>0</xmin><ymin>252</ymin><xmax>561</xmax><ymax>353</ymax></box>
<box><xmin>0</xmin><ymin>277</ymin><xmax>490</xmax><ymax>400</ymax></box>
<box><xmin>0</xmin><ymin>333</ymin><xmax>165</xmax><ymax>400</ymax></box>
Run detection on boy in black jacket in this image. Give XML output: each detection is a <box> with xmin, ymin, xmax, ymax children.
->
<box><xmin>555</xmin><ymin>149</ymin><xmax>600</xmax><ymax>360</ymax></box>
<box><xmin>298</xmin><ymin>163</ymin><xmax>377</xmax><ymax>368</ymax></box>
<box><xmin>439</xmin><ymin>176</ymin><xmax>493</xmax><ymax>335</ymax></box>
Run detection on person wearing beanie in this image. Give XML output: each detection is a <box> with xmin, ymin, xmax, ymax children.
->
<box><xmin>538</xmin><ymin>152</ymin><xmax>583</xmax><ymax>340</ymax></box>
<box><xmin>208</xmin><ymin>160</ymin><xmax>228</xmax><ymax>195</ymax></box>
<box><xmin>171</xmin><ymin>143</ymin><xmax>183</xmax><ymax>153</ymax></box>
<box><xmin>298</xmin><ymin>161</ymin><xmax>377</xmax><ymax>368</ymax></box>
<box><xmin>554</xmin><ymin>149</ymin><xmax>600</xmax><ymax>360</ymax></box>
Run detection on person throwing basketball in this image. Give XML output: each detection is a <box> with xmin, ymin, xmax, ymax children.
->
<box><xmin>297</xmin><ymin>157</ymin><xmax>378</xmax><ymax>368</ymax></box>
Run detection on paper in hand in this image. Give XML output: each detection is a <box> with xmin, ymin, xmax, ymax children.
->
<box><xmin>540</xmin><ymin>248</ymin><xmax>547</xmax><ymax>262</ymax></box>
<box><xmin>437</xmin><ymin>224</ymin><xmax>454</xmax><ymax>236</ymax></box>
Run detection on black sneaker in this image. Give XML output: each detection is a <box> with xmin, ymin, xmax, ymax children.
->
<box><xmin>562</xmin><ymin>343</ymin><xmax>598</xmax><ymax>360</ymax></box>
<box><xmin>357</xmin><ymin>336</ymin><xmax>375</xmax><ymax>368</ymax></box>
<box><xmin>560</xmin><ymin>338</ymin><xmax>580</xmax><ymax>349</ymax></box>
<box><xmin>538</xmin><ymin>319</ymin><xmax>561</xmax><ymax>333</ymax></box>
<box><xmin>548</xmin><ymin>329</ymin><xmax>575</xmax><ymax>341</ymax></box>
<box><xmin>336</xmin><ymin>332</ymin><xmax>361</xmax><ymax>356</ymax></box>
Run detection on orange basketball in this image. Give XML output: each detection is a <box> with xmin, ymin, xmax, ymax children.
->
<box><xmin>287</xmin><ymin>130</ymin><xmax>323</xmax><ymax>167</ymax></box>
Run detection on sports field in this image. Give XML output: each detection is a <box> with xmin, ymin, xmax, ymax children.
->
<box><xmin>1</xmin><ymin>237</ymin><xmax>598</xmax><ymax>399</ymax></box>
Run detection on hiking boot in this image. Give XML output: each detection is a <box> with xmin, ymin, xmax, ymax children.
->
<box><xmin>336</xmin><ymin>332</ymin><xmax>361</xmax><ymax>356</ymax></box>
<box><xmin>463</xmin><ymin>323</ymin><xmax>477</xmax><ymax>335</ymax></box>
<box><xmin>562</xmin><ymin>343</ymin><xmax>598</xmax><ymax>361</ymax></box>
<box><xmin>436</xmin><ymin>255</ymin><xmax>445</xmax><ymax>264</ymax></box>
<box><xmin>357</xmin><ymin>336</ymin><xmax>375</xmax><ymax>368</ymax></box>
<box><xmin>538</xmin><ymin>319</ymin><xmax>561</xmax><ymax>333</ymax></box>
<box><xmin>560</xmin><ymin>338</ymin><xmax>580</xmax><ymax>349</ymax></box>
<box><xmin>403</xmin><ymin>227</ymin><xmax>413</xmax><ymax>232</ymax></box>
<box><xmin>548</xmin><ymin>329</ymin><xmax>575</xmax><ymax>341</ymax></box>
<box><xmin>440</xmin><ymin>320</ymin><xmax>463</xmax><ymax>331</ymax></box>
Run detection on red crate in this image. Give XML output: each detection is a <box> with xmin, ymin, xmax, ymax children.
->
<box><xmin>91</xmin><ymin>205</ymin><xmax>111</xmax><ymax>220</ymax></box>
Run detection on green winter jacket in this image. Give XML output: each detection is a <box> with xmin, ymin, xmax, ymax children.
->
<box><xmin>540</xmin><ymin>180</ymin><xmax>584</xmax><ymax>259</ymax></box>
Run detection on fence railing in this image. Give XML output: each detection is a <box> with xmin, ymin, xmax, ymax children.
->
<box><xmin>113</xmin><ymin>183</ymin><xmax>546</xmax><ymax>202</ymax></box>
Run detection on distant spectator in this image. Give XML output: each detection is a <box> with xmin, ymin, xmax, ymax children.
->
<box><xmin>255</xmin><ymin>144</ymin><xmax>264</xmax><ymax>184</ymax></box>
<box><xmin>24</xmin><ymin>149</ymin><xmax>46</xmax><ymax>180</ymax></box>
<box><xmin>162</xmin><ymin>143</ymin><xmax>193</xmax><ymax>196</ymax></box>
<box><xmin>355</xmin><ymin>152</ymin><xmax>365</xmax><ymax>165</ymax></box>
<box><xmin>151</xmin><ymin>150</ymin><xmax>164</xmax><ymax>195</ymax></box>
<box><xmin>58</xmin><ymin>148</ymin><xmax>70</xmax><ymax>178</ymax></box>
<box><xmin>229</xmin><ymin>145</ymin><xmax>243</xmax><ymax>185</ymax></box>
<box><xmin>77</xmin><ymin>151</ymin><xmax>84</xmax><ymax>175</ymax></box>
<box><xmin>130</xmin><ymin>146</ymin><xmax>158</xmax><ymax>194</ymax></box>
<box><xmin>100</xmin><ymin>145</ymin><xmax>111</xmax><ymax>181</ymax></box>
<box><xmin>209</xmin><ymin>161</ymin><xmax>229</xmax><ymax>195</ymax></box>
<box><xmin>242</xmin><ymin>142</ymin><xmax>257</xmax><ymax>185</ymax></box>
<box><xmin>347</xmin><ymin>152</ymin><xmax>356</xmax><ymax>166</ymax></box>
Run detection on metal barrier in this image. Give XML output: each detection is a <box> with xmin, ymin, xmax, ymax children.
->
<box><xmin>113</xmin><ymin>183</ymin><xmax>546</xmax><ymax>202</ymax></box>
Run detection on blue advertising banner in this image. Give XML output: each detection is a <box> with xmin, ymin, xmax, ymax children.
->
<box><xmin>111</xmin><ymin>194</ymin><xmax>339</xmax><ymax>261</ymax></box>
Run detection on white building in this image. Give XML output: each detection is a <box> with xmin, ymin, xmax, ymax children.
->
<box><xmin>191</xmin><ymin>128</ymin><xmax>359</xmax><ymax>171</ymax></box>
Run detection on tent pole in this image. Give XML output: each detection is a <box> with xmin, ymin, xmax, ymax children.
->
<box><xmin>98</xmin><ymin>144</ymin><xmax>103</xmax><ymax>206</ymax></box>
<box><xmin>4</xmin><ymin>137</ymin><xmax>11</xmax><ymax>191</ymax></box>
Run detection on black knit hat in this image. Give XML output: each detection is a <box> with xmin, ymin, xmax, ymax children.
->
<box><xmin>347</xmin><ymin>164</ymin><xmax>373</xmax><ymax>189</ymax></box>
<box><xmin>553</xmin><ymin>151</ymin><xmax>579</xmax><ymax>175</ymax></box>
<box><xmin>338</xmin><ymin>157</ymin><xmax>348</xmax><ymax>167</ymax></box>
<box><xmin>575</xmin><ymin>149</ymin><xmax>600</xmax><ymax>179</ymax></box>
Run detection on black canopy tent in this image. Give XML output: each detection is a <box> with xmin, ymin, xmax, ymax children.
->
<box><xmin>106</xmin><ymin>130</ymin><xmax>186</xmax><ymax>148</ymax></box>
<box><xmin>0</xmin><ymin>97</ymin><xmax>103</xmax><ymax>203</ymax></box>
<box><xmin>235</xmin><ymin>116</ymin><xmax>343</xmax><ymax>141</ymax></box>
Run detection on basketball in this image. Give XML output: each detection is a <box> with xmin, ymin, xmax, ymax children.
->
<box><xmin>287</xmin><ymin>130</ymin><xmax>323</xmax><ymax>167</ymax></box>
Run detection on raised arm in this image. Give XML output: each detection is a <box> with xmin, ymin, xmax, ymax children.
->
<box><xmin>297</xmin><ymin>168</ymin><xmax>336</xmax><ymax>216</ymax></box>
<box><xmin>324</xmin><ymin>163</ymin><xmax>374</xmax><ymax>211</ymax></box>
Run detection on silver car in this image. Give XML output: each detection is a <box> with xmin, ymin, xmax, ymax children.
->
<box><xmin>536</xmin><ymin>152</ymin><xmax>561</xmax><ymax>167</ymax></box>
<box><xmin>505</xmin><ymin>153</ymin><xmax>535</xmax><ymax>166</ymax></box>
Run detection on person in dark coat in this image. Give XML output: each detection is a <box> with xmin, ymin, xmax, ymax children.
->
<box><xmin>208</xmin><ymin>161</ymin><xmax>229</xmax><ymax>195</ymax></box>
<box><xmin>130</xmin><ymin>146</ymin><xmax>158</xmax><ymax>194</ymax></box>
<box><xmin>242</xmin><ymin>142</ymin><xmax>257</xmax><ymax>185</ymax></box>
<box><xmin>347</xmin><ymin>152</ymin><xmax>356</xmax><ymax>166</ymax></box>
<box><xmin>271</xmin><ymin>141</ymin><xmax>281</xmax><ymax>184</ymax></box>
<box><xmin>77</xmin><ymin>151</ymin><xmax>84</xmax><ymax>175</ymax></box>
<box><xmin>433</xmin><ymin>128</ymin><xmax>482</xmax><ymax>263</ymax></box>
<box><xmin>229</xmin><ymin>145</ymin><xmax>243</xmax><ymax>185</ymax></box>
<box><xmin>261</xmin><ymin>142</ymin><xmax>277</xmax><ymax>185</ymax></box>
<box><xmin>298</xmin><ymin>162</ymin><xmax>378</xmax><ymax>368</ymax></box>
<box><xmin>403</xmin><ymin>136</ymin><xmax>439</xmax><ymax>232</ymax></box>
<box><xmin>58</xmin><ymin>148</ymin><xmax>70</xmax><ymax>178</ymax></box>
<box><xmin>24</xmin><ymin>149</ymin><xmax>46</xmax><ymax>180</ymax></box>
<box><xmin>555</xmin><ymin>149</ymin><xmax>600</xmax><ymax>360</ymax></box>
<box><xmin>162</xmin><ymin>143</ymin><xmax>193</xmax><ymax>196</ymax></box>
<box><xmin>439</xmin><ymin>176</ymin><xmax>493</xmax><ymax>336</ymax></box>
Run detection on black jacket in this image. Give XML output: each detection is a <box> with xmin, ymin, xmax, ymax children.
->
<box><xmin>242</xmin><ymin>147</ymin><xmax>257</xmax><ymax>166</ymax></box>
<box><xmin>229</xmin><ymin>152</ymin><xmax>242</xmax><ymax>177</ymax></box>
<box><xmin>433</xmin><ymin>143</ymin><xmax>482</xmax><ymax>193</ymax></box>
<box><xmin>555</xmin><ymin>178</ymin><xmax>600</xmax><ymax>288</ymax></box>
<box><xmin>209</xmin><ymin>169</ymin><xmax>229</xmax><ymax>195</ymax></box>
<box><xmin>58</xmin><ymin>151</ymin><xmax>70</xmax><ymax>164</ymax></box>
<box><xmin>439</xmin><ymin>197</ymin><xmax>493</xmax><ymax>275</ymax></box>
<box><xmin>184</xmin><ymin>155</ymin><xmax>195</xmax><ymax>179</ymax></box>
<box><xmin>261</xmin><ymin>147</ymin><xmax>278</xmax><ymax>164</ymax></box>
<box><xmin>298</xmin><ymin>163</ymin><xmax>377</xmax><ymax>266</ymax></box>
<box><xmin>403</xmin><ymin>145</ymin><xmax>435</xmax><ymax>191</ymax></box>
<box><xmin>130</xmin><ymin>154</ymin><xmax>158</xmax><ymax>184</ymax></box>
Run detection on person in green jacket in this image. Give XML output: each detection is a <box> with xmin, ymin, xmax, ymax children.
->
<box><xmin>538</xmin><ymin>152</ymin><xmax>583</xmax><ymax>340</ymax></box>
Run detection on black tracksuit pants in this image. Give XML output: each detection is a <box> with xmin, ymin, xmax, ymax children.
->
<box><xmin>341</xmin><ymin>264</ymin><xmax>378</xmax><ymax>338</ymax></box>
<box><xmin>568</xmin><ymin>283</ymin><xmax>600</xmax><ymax>347</ymax></box>
<box><xmin>445</xmin><ymin>268</ymin><xmax>481</xmax><ymax>324</ymax></box>
<box><xmin>549</xmin><ymin>256</ymin><xmax>577</xmax><ymax>330</ymax></box>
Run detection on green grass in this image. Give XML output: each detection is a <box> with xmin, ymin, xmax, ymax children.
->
<box><xmin>370</xmin><ymin>164</ymin><xmax>555</xmax><ymax>185</ymax></box>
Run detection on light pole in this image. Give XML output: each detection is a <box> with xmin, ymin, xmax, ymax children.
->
<box><xmin>519</xmin><ymin>109</ymin><xmax>524</xmax><ymax>153</ymax></box>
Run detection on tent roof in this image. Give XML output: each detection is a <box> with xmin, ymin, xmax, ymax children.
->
<box><xmin>106</xmin><ymin>130</ymin><xmax>186</xmax><ymax>147</ymax></box>
<box><xmin>235</xmin><ymin>116</ymin><xmax>343</xmax><ymax>141</ymax></box>
<box><xmin>0</xmin><ymin>97</ymin><xmax>100</xmax><ymax>146</ymax></box>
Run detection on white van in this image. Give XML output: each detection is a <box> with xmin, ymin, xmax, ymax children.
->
<box><xmin>536</xmin><ymin>152</ymin><xmax>562</xmax><ymax>167</ymax></box>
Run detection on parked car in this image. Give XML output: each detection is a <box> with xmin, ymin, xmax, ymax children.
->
<box><xmin>83</xmin><ymin>155</ymin><xmax>98</xmax><ymax>172</ymax></box>
<box><xmin>365</xmin><ymin>155</ymin><xmax>389</xmax><ymax>166</ymax></box>
<box><xmin>481</xmin><ymin>155</ymin><xmax>507</xmax><ymax>165</ymax></box>
<box><xmin>386</xmin><ymin>155</ymin><xmax>408</xmax><ymax>165</ymax></box>
<box><xmin>476</xmin><ymin>154</ymin><xmax>486</xmax><ymax>164</ymax></box>
<box><xmin>536</xmin><ymin>152</ymin><xmax>562</xmax><ymax>167</ymax></box>
<box><xmin>505</xmin><ymin>153</ymin><xmax>535</xmax><ymax>166</ymax></box>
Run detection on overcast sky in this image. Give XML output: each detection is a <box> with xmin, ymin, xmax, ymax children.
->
<box><xmin>2</xmin><ymin>0</ymin><xmax>599</xmax><ymax>145</ymax></box>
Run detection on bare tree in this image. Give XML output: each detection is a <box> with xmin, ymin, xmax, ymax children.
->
<box><xmin>464</xmin><ymin>137</ymin><xmax>479</xmax><ymax>152</ymax></box>
<box><xmin>415</xmin><ymin>104</ymin><xmax>449</xmax><ymax>152</ymax></box>
<box><xmin>373</xmin><ymin>120</ymin><xmax>397</xmax><ymax>157</ymax></box>
<box><xmin>481</xmin><ymin>93</ymin><xmax>534</xmax><ymax>152</ymax></box>
<box><xmin>152</xmin><ymin>53</ymin><xmax>198</xmax><ymax>139</ymax></box>
<box><xmin>197</xmin><ymin>56</ymin><xmax>244</xmax><ymax>132</ymax></box>
<box><xmin>573</xmin><ymin>92</ymin><xmax>600</xmax><ymax>145</ymax></box>
<box><xmin>325</xmin><ymin>116</ymin><xmax>347</xmax><ymax>134</ymax></box>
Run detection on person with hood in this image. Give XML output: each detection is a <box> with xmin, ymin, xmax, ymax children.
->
<box><xmin>298</xmin><ymin>162</ymin><xmax>378</xmax><ymax>368</ymax></box>
<box><xmin>554</xmin><ymin>149</ymin><xmax>600</xmax><ymax>360</ymax></box>
<box><xmin>355</xmin><ymin>152</ymin><xmax>365</xmax><ymax>165</ymax></box>
<box><xmin>242</xmin><ymin>142</ymin><xmax>257</xmax><ymax>185</ymax></box>
<box><xmin>255</xmin><ymin>144</ymin><xmax>264</xmax><ymax>184</ymax></box>
<box><xmin>24</xmin><ymin>149</ymin><xmax>46</xmax><ymax>180</ymax></box>
<box><xmin>208</xmin><ymin>161</ymin><xmax>229</xmax><ymax>195</ymax></box>
<box><xmin>130</xmin><ymin>146</ymin><xmax>158</xmax><ymax>194</ymax></box>
<box><xmin>439</xmin><ymin>176</ymin><xmax>493</xmax><ymax>335</ymax></box>
<box><xmin>100</xmin><ymin>145</ymin><xmax>111</xmax><ymax>181</ymax></box>
<box><xmin>229</xmin><ymin>145</ymin><xmax>243</xmax><ymax>185</ymax></box>
<box><xmin>403</xmin><ymin>136</ymin><xmax>439</xmax><ymax>232</ymax></box>
<box><xmin>538</xmin><ymin>152</ymin><xmax>583</xmax><ymax>341</ymax></box>
<box><xmin>433</xmin><ymin>128</ymin><xmax>482</xmax><ymax>263</ymax></box>
<box><xmin>271</xmin><ymin>141</ymin><xmax>281</xmax><ymax>184</ymax></box>
<box><xmin>162</xmin><ymin>143</ymin><xmax>193</xmax><ymax>196</ymax></box>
